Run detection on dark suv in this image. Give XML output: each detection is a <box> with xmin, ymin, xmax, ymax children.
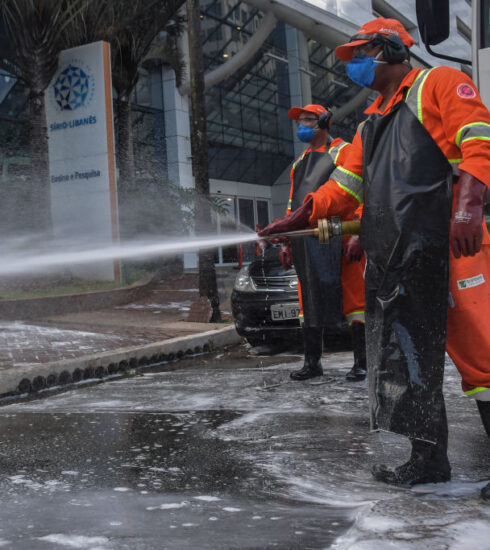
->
<box><xmin>231</xmin><ymin>245</ymin><xmax>302</xmax><ymax>346</ymax></box>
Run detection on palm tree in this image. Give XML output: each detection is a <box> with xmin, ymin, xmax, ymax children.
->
<box><xmin>0</xmin><ymin>0</ymin><xmax>84</xmax><ymax>233</ymax></box>
<box><xmin>186</xmin><ymin>0</ymin><xmax>221</xmax><ymax>322</ymax></box>
<box><xmin>68</xmin><ymin>0</ymin><xmax>185</xmax><ymax>191</ymax></box>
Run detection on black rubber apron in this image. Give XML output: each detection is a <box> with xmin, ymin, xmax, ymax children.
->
<box><xmin>360</xmin><ymin>101</ymin><xmax>452</xmax><ymax>443</ymax></box>
<box><xmin>290</xmin><ymin>150</ymin><xmax>342</xmax><ymax>330</ymax></box>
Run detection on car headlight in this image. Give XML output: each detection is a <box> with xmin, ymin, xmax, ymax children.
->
<box><xmin>234</xmin><ymin>266</ymin><xmax>255</xmax><ymax>292</ymax></box>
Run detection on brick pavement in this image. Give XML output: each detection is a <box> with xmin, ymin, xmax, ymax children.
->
<box><xmin>0</xmin><ymin>275</ymin><xmax>236</xmax><ymax>370</ymax></box>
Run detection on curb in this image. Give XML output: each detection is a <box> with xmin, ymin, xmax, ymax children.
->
<box><xmin>1</xmin><ymin>325</ymin><xmax>242</xmax><ymax>400</ymax></box>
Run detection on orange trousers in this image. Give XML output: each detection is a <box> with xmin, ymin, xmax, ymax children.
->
<box><xmin>341</xmin><ymin>254</ymin><xmax>366</xmax><ymax>324</ymax></box>
<box><xmin>447</xmin><ymin>223</ymin><xmax>490</xmax><ymax>395</ymax></box>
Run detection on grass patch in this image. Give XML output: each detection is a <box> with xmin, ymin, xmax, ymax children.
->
<box><xmin>0</xmin><ymin>269</ymin><xmax>152</xmax><ymax>300</ymax></box>
<box><xmin>0</xmin><ymin>280</ymin><xmax>124</xmax><ymax>300</ymax></box>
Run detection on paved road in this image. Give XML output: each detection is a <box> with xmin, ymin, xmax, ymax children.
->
<box><xmin>0</xmin><ymin>345</ymin><xmax>489</xmax><ymax>549</ymax></box>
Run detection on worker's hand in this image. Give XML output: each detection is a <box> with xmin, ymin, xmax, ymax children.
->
<box><xmin>342</xmin><ymin>235</ymin><xmax>364</xmax><ymax>263</ymax></box>
<box><xmin>278</xmin><ymin>241</ymin><xmax>293</xmax><ymax>270</ymax></box>
<box><xmin>258</xmin><ymin>198</ymin><xmax>313</xmax><ymax>237</ymax></box>
<box><xmin>450</xmin><ymin>170</ymin><xmax>487</xmax><ymax>258</ymax></box>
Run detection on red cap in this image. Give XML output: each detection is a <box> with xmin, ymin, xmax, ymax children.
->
<box><xmin>335</xmin><ymin>17</ymin><xmax>415</xmax><ymax>61</ymax></box>
<box><xmin>288</xmin><ymin>104</ymin><xmax>327</xmax><ymax>120</ymax></box>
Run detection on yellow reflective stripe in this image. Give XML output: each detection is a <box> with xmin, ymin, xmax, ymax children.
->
<box><xmin>448</xmin><ymin>158</ymin><xmax>462</xmax><ymax>164</ymax></box>
<box><xmin>333</xmin><ymin>166</ymin><xmax>363</xmax><ymax>203</ymax></box>
<box><xmin>335</xmin><ymin>181</ymin><xmax>362</xmax><ymax>204</ymax></box>
<box><xmin>346</xmin><ymin>310</ymin><xmax>365</xmax><ymax>317</ymax></box>
<box><xmin>405</xmin><ymin>69</ymin><xmax>426</xmax><ymax>102</ymax></box>
<box><xmin>346</xmin><ymin>311</ymin><xmax>365</xmax><ymax>325</ymax></box>
<box><xmin>465</xmin><ymin>386</ymin><xmax>490</xmax><ymax>396</ymax></box>
<box><xmin>461</xmin><ymin>135</ymin><xmax>490</xmax><ymax>145</ymax></box>
<box><xmin>329</xmin><ymin>140</ymin><xmax>349</xmax><ymax>166</ymax></box>
<box><xmin>405</xmin><ymin>69</ymin><xmax>433</xmax><ymax>125</ymax></box>
<box><xmin>455</xmin><ymin>122</ymin><xmax>490</xmax><ymax>147</ymax></box>
<box><xmin>336</xmin><ymin>165</ymin><xmax>363</xmax><ymax>183</ymax></box>
<box><xmin>417</xmin><ymin>70</ymin><xmax>433</xmax><ymax>124</ymax></box>
<box><xmin>292</xmin><ymin>152</ymin><xmax>306</xmax><ymax>171</ymax></box>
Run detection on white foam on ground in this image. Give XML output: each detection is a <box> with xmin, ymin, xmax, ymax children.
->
<box><xmin>146</xmin><ymin>502</ymin><xmax>187</xmax><ymax>511</ymax></box>
<box><xmin>37</xmin><ymin>534</ymin><xmax>110</xmax><ymax>549</ymax></box>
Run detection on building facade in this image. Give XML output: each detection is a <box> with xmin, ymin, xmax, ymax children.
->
<box><xmin>0</xmin><ymin>0</ymin><xmax>473</xmax><ymax>268</ymax></box>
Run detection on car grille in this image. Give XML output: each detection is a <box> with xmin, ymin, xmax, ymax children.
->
<box><xmin>251</xmin><ymin>274</ymin><xmax>297</xmax><ymax>292</ymax></box>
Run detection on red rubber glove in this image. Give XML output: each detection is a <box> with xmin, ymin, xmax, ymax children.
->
<box><xmin>342</xmin><ymin>235</ymin><xmax>364</xmax><ymax>263</ymax></box>
<box><xmin>258</xmin><ymin>198</ymin><xmax>313</xmax><ymax>237</ymax></box>
<box><xmin>278</xmin><ymin>241</ymin><xmax>293</xmax><ymax>270</ymax></box>
<box><xmin>450</xmin><ymin>170</ymin><xmax>487</xmax><ymax>258</ymax></box>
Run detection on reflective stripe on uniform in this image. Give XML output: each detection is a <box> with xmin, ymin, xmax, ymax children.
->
<box><xmin>328</xmin><ymin>140</ymin><xmax>349</xmax><ymax>166</ymax></box>
<box><xmin>405</xmin><ymin>69</ymin><xmax>432</xmax><ymax>124</ymax></box>
<box><xmin>455</xmin><ymin>122</ymin><xmax>490</xmax><ymax>147</ymax></box>
<box><xmin>346</xmin><ymin>310</ymin><xmax>365</xmax><ymax>325</ymax></box>
<box><xmin>406</xmin><ymin>71</ymin><xmax>490</xmax><ymax>158</ymax></box>
<box><xmin>465</xmin><ymin>386</ymin><xmax>490</xmax><ymax>398</ymax></box>
<box><xmin>332</xmin><ymin>166</ymin><xmax>363</xmax><ymax>203</ymax></box>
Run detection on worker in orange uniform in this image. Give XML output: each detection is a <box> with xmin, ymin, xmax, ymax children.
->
<box><xmin>281</xmin><ymin>104</ymin><xmax>366</xmax><ymax>381</ymax></box>
<box><xmin>259</xmin><ymin>18</ymin><xmax>490</xmax><ymax>495</ymax></box>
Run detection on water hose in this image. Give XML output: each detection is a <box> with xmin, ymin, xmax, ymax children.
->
<box><xmin>262</xmin><ymin>217</ymin><xmax>360</xmax><ymax>244</ymax></box>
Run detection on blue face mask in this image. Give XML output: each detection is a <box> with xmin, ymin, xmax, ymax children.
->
<box><xmin>345</xmin><ymin>55</ymin><xmax>380</xmax><ymax>88</ymax></box>
<box><xmin>296</xmin><ymin>125</ymin><xmax>316</xmax><ymax>143</ymax></box>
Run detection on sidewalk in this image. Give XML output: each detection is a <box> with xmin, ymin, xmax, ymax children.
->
<box><xmin>0</xmin><ymin>270</ymin><xmax>242</xmax><ymax>400</ymax></box>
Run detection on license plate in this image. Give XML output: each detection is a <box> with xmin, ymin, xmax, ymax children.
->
<box><xmin>270</xmin><ymin>303</ymin><xmax>300</xmax><ymax>321</ymax></box>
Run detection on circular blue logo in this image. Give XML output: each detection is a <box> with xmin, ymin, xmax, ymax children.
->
<box><xmin>53</xmin><ymin>64</ymin><xmax>90</xmax><ymax>111</ymax></box>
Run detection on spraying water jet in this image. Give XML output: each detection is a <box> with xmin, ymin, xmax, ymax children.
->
<box><xmin>0</xmin><ymin>218</ymin><xmax>360</xmax><ymax>277</ymax></box>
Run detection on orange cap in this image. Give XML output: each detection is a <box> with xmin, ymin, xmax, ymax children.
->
<box><xmin>335</xmin><ymin>17</ymin><xmax>415</xmax><ymax>62</ymax></box>
<box><xmin>288</xmin><ymin>104</ymin><xmax>328</xmax><ymax>120</ymax></box>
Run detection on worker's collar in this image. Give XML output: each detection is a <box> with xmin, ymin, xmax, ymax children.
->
<box><xmin>364</xmin><ymin>68</ymin><xmax>422</xmax><ymax>115</ymax></box>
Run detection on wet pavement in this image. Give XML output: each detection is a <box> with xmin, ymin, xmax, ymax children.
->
<box><xmin>0</xmin><ymin>345</ymin><xmax>489</xmax><ymax>549</ymax></box>
<box><xmin>0</xmin><ymin>278</ymin><xmax>229</xmax><ymax>370</ymax></box>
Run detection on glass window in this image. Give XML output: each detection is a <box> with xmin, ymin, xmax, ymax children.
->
<box><xmin>238</xmin><ymin>198</ymin><xmax>255</xmax><ymax>262</ymax></box>
<box><xmin>238</xmin><ymin>198</ymin><xmax>254</xmax><ymax>229</ymax></box>
<box><xmin>201</xmin><ymin>1</ymin><xmax>293</xmax><ymax>184</ymax></box>
<box><xmin>219</xmin><ymin>196</ymin><xmax>239</xmax><ymax>264</ymax></box>
<box><xmin>257</xmin><ymin>200</ymin><xmax>269</xmax><ymax>229</ymax></box>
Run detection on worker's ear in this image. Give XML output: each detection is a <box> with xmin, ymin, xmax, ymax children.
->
<box><xmin>318</xmin><ymin>107</ymin><xmax>333</xmax><ymax>129</ymax></box>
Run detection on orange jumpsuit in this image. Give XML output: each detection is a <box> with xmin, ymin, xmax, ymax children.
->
<box><xmin>287</xmin><ymin>139</ymin><xmax>366</xmax><ymax>326</ymax></box>
<box><xmin>305</xmin><ymin>66</ymin><xmax>490</xmax><ymax>395</ymax></box>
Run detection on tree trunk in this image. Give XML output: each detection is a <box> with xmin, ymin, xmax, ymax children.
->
<box><xmin>116</xmin><ymin>94</ymin><xmax>136</xmax><ymax>190</ymax></box>
<box><xmin>186</xmin><ymin>0</ymin><xmax>221</xmax><ymax>322</ymax></box>
<box><xmin>28</xmin><ymin>89</ymin><xmax>52</xmax><ymax>234</ymax></box>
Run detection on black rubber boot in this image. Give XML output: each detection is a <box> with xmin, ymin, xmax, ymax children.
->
<box><xmin>476</xmin><ymin>400</ymin><xmax>490</xmax><ymax>438</ymax></box>
<box><xmin>290</xmin><ymin>327</ymin><xmax>323</xmax><ymax>380</ymax></box>
<box><xmin>372</xmin><ymin>438</ymin><xmax>451</xmax><ymax>487</ymax></box>
<box><xmin>345</xmin><ymin>322</ymin><xmax>367</xmax><ymax>381</ymax></box>
<box><xmin>481</xmin><ymin>482</ymin><xmax>490</xmax><ymax>501</ymax></box>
